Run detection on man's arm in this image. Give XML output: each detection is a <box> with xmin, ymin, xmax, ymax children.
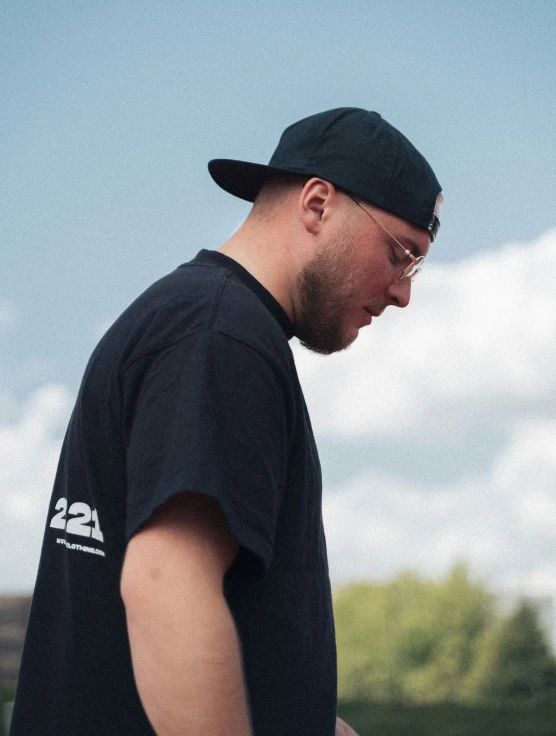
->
<box><xmin>120</xmin><ymin>491</ymin><xmax>252</xmax><ymax>736</ymax></box>
<box><xmin>335</xmin><ymin>716</ymin><xmax>360</xmax><ymax>735</ymax></box>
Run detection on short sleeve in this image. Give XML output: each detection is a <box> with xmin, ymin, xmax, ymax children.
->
<box><xmin>122</xmin><ymin>329</ymin><xmax>291</xmax><ymax>584</ymax></box>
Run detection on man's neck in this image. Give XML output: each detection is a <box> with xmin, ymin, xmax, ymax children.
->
<box><xmin>217</xmin><ymin>225</ymin><xmax>299</xmax><ymax>323</ymax></box>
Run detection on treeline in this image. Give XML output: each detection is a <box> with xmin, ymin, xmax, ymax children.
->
<box><xmin>333</xmin><ymin>565</ymin><xmax>556</xmax><ymax>704</ymax></box>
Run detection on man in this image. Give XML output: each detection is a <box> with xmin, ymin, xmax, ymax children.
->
<box><xmin>10</xmin><ymin>107</ymin><xmax>442</xmax><ymax>736</ymax></box>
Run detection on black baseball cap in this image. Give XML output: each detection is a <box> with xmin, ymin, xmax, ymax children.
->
<box><xmin>208</xmin><ymin>107</ymin><xmax>442</xmax><ymax>240</ymax></box>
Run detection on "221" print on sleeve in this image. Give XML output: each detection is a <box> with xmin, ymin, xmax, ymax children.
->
<box><xmin>49</xmin><ymin>497</ymin><xmax>104</xmax><ymax>543</ymax></box>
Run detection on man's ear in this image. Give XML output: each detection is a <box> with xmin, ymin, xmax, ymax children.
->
<box><xmin>298</xmin><ymin>178</ymin><xmax>337</xmax><ymax>235</ymax></box>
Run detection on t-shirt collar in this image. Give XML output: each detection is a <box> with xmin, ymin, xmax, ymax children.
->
<box><xmin>191</xmin><ymin>250</ymin><xmax>295</xmax><ymax>339</ymax></box>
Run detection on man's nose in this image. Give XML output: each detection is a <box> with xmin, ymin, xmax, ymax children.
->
<box><xmin>386</xmin><ymin>277</ymin><xmax>411</xmax><ymax>308</ymax></box>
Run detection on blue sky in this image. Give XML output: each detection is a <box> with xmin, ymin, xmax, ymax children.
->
<box><xmin>2</xmin><ymin>1</ymin><xmax>556</xmax><ymax>638</ymax></box>
<box><xmin>2</xmin><ymin>0</ymin><xmax>555</xmax><ymax>399</ymax></box>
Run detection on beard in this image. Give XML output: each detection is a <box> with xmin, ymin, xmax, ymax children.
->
<box><xmin>294</xmin><ymin>234</ymin><xmax>358</xmax><ymax>355</ymax></box>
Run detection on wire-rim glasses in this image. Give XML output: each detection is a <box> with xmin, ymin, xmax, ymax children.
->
<box><xmin>349</xmin><ymin>195</ymin><xmax>425</xmax><ymax>281</ymax></box>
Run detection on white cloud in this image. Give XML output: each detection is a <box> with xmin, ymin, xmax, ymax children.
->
<box><xmin>0</xmin><ymin>384</ymin><xmax>73</xmax><ymax>591</ymax></box>
<box><xmin>291</xmin><ymin>228</ymin><xmax>556</xmax><ymax>609</ymax></box>
<box><xmin>295</xmin><ymin>228</ymin><xmax>556</xmax><ymax>439</ymax></box>
<box><xmin>492</xmin><ymin>416</ymin><xmax>556</xmax><ymax>493</ymax></box>
<box><xmin>323</xmin><ymin>413</ymin><xmax>556</xmax><ymax>602</ymax></box>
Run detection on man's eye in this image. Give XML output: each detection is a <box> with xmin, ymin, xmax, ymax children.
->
<box><xmin>390</xmin><ymin>248</ymin><xmax>402</xmax><ymax>266</ymax></box>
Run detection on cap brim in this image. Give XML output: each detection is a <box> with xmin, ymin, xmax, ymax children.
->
<box><xmin>208</xmin><ymin>159</ymin><xmax>309</xmax><ymax>202</ymax></box>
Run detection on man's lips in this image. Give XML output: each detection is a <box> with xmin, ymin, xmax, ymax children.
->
<box><xmin>361</xmin><ymin>308</ymin><xmax>373</xmax><ymax>326</ymax></box>
<box><xmin>364</xmin><ymin>307</ymin><xmax>383</xmax><ymax>318</ymax></box>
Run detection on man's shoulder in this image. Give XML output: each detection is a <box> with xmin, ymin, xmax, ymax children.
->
<box><xmin>151</xmin><ymin>259</ymin><xmax>288</xmax><ymax>344</ymax></box>
<box><xmin>98</xmin><ymin>257</ymin><xmax>292</xmax><ymax>373</ymax></box>
<box><xmin>170</xmin><ymin>255</ymin><xmax>293</xmax><ymax>362</ymax></box>
<box><xmin>109</xmin><ymin>261</ymin><xmax>227</xmax><ymax>351</ymax></box>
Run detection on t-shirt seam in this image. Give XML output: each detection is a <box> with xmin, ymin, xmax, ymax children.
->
<box><xmin>183</xmin><ymin>259</ymin><xmax>294</xmax><ymax>339</ymax></box>
<box><xmin>120</xmin><ymin>270</ymin><xmax>287</xmax><ymax>375</ymax></box>
<box><xmin>121</xmin><ymin>322</ymin><xmax>289</xmax><ymax>378</ymax></box>
<box><xmin>206</xmin><ymin>269</ymin><xmax>228</xmax><ymax>329</ymax></box>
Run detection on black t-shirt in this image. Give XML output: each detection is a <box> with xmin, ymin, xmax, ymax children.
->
<box><xmin>11</xmin><ymin>250</ymin><xmax>337</xmax><ymax>736</ymax></box>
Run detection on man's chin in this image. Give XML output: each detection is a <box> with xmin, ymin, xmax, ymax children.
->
<box><xmin>298</xmin><ymin>328</ymin><xmax>355</xmax><ymax>356</ymax></box>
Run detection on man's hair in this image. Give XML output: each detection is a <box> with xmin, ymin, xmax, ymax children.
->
<box><xmin>249</xmin><ymin>175</ymin><xmax>309</xmax><ymax>220</ymax></box>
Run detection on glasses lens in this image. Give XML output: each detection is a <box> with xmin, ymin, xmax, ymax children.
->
<box><xmin>402</xmin><ymin>256</ymin><xmax>424</xmax><ymax>281</ymax></box>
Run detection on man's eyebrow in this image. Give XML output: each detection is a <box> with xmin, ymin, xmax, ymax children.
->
<box><xmin>398</xmin><ymin>235</ymin><xmax>426</xmax><ymax>259</ymax></box>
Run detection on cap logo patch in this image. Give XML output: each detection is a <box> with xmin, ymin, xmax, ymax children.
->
<box><xmin>428</xmin><ymin>192</ymin><xmax>443</xmax><ymax>241</ymax></box>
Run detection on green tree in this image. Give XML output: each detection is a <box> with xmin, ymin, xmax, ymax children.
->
<box><xmin>464</xmin><ymin>599</ymin><xmax>556</xmax><ymax>703</ymax></box>
<box><xmin>396</xmin><ymin>565</ymin><xmax>494</xmax><ymax>703</ymax></box>
<box><xmin>334</xmin><ymin>565</ymin><xmax>495</xmax><ymax>703</ymax></box>
<box><xmin>334</xmin><ymin>581</ymin><xmax>399</xmax><ymax>700</ymax></box>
